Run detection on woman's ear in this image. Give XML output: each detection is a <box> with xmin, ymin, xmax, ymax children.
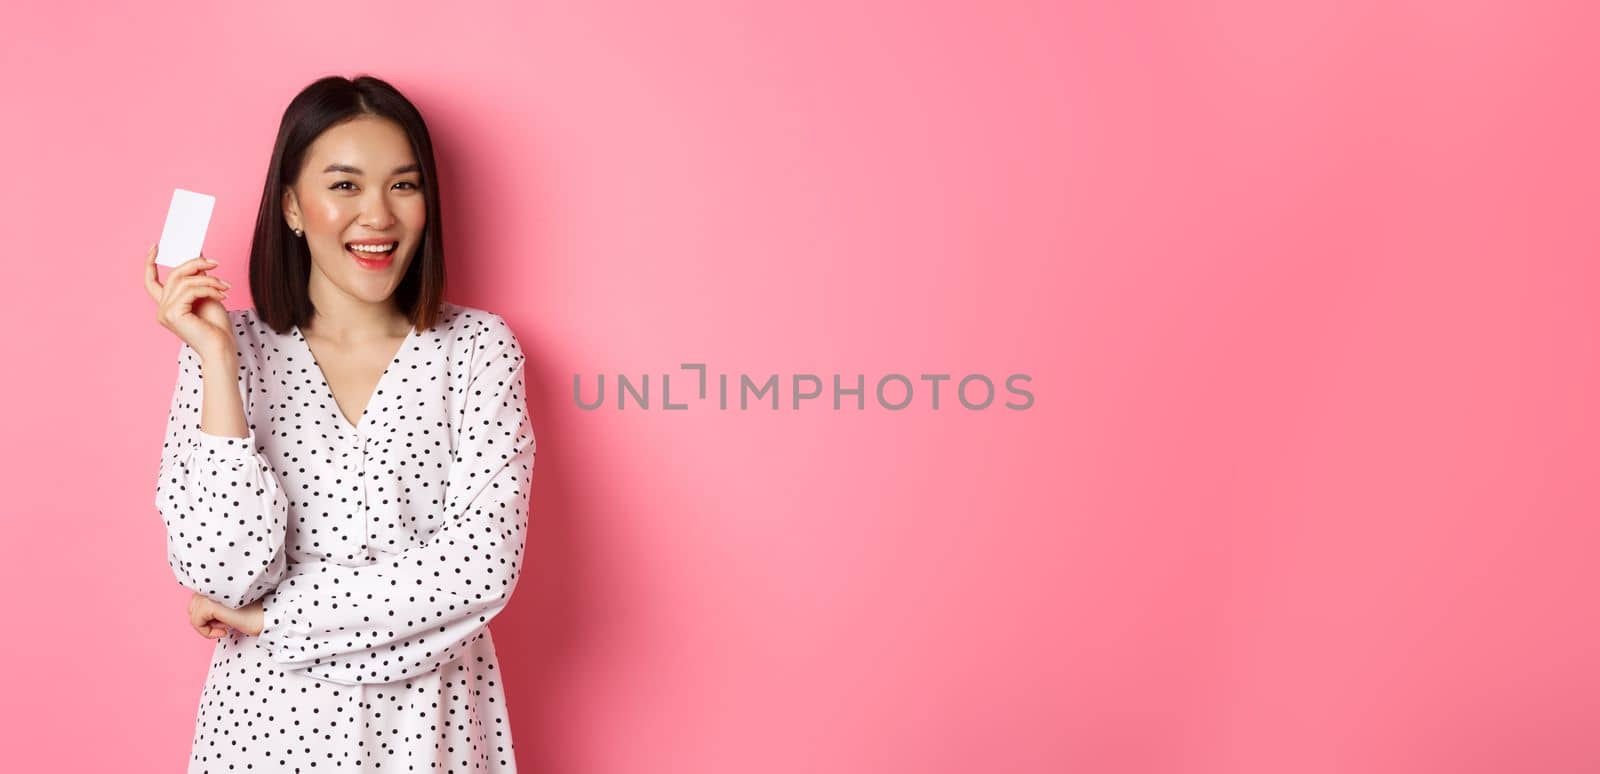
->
<box><xmin>281</xmin><ymin>185</ymin><xmax>299</xmax><ymax>229</ymax></box>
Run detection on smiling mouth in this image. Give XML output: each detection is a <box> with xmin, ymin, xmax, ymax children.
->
<box><xmin>346</xmin><ymin>242</ymin><xmax>398</xmax><ymax>267</ymax></box>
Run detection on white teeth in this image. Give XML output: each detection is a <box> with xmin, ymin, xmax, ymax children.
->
<box><xmin>348</xmin><ymin>242</ymin><xmax>397</xmax><ymax>254</ymax></box>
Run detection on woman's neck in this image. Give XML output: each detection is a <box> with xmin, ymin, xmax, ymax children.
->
<box><xmin>304</xmin><ymin>276</ymin><xmax>411</xmax><ymax>344</ymax></box>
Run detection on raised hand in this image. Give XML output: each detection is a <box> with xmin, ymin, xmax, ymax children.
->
<box><xmin>144</xmin><ymin>244</ymin><xmax>233</xmax><ymax>359</ymax></box>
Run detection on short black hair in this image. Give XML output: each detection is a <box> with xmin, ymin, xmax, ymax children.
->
<box><xmin>248</xmin><ymin>74</ymin><xmax>446</xmax><ymax>333</ymax></box>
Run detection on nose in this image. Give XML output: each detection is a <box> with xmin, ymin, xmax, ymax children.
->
<box><xmin>360</xmin><ymin>190</ymin><xmax>397</xmax><ymax>230</ymax></box>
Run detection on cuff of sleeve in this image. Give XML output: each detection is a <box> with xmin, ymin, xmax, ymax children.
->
<box><xmin>191</xmin><ymin>428</ymin><xmax>259</xmax><ymax>459</ymax></box>
<box><xmin>257</xmin><ymin>585</ymin><xmax>280</xmax><ymax>642</ymax></box>
<box><xmin>256</xmin><ymin>569</ymin><xmax>319</xmax><ymax>662</ymax></box>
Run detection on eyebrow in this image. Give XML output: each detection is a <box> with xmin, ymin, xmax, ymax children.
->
<box><xmin>321</xmin><ymin>162</ymin><xmax>421</xmax><ymax>176</ymax></box>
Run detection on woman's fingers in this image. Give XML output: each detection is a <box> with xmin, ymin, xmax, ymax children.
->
<box><xmin>190</xmin><ymin>599</ymin><xmax>212</xmax><ymax>634</ymax></box>
<box><xmin>143</xmin><ymin>244</ymin><xmax>163</xmax><ymax>301</ymax></box>
<box><xmin>166</xmin><ymin>274</ymin><xmax>230</xmax><ymax>301</ymax></box>
<box><xmin>171</xmin><ymin>284</ymin><xmax>228</xmax><ymax>315</ymax></box>
<box><xmin>207</xmin><ymin>606</ymin><xmax>251</xmax><ymax>637</ymax></box>
<box><xmin>149</xmin><ymin>253</ymin><xmax>219</xmax><ymax>301</ymax></box>
<box><xmin>188</xmin><ymin>593</ymin><xmax>232</xmax><ymax>639</ymax></box>
<box><xmin>165</xmin><ymin>254</ymin><xmax>218</xmax><ymax>285</ymax></box>
<box><xmin>193</xmin><ymin>618</ymin><xmax>229</xmax><ymax>639</ymax></box>
<box><xmin>165</xmin><ymin>277</ymin><xmax>228</xmax><ymax>311</ymax></box>
<box><xmin>176</xmin><ymin>274</ymin><xmax>231</xmax><ymax>292</ymax></box>
<box><xmin>161</xmin><ymin>274</ymin><xmax>229</xmax><ymax>314</ymax></box>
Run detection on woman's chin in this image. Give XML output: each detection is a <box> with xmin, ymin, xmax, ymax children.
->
<box><xmin>334</xmin><ymin>275</ymin><xmax>400</xmax><ymax>304</ymax></box>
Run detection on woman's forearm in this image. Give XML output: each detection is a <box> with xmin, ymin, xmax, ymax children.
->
<box><xmin>198</xmin><ymin>350</ymin><xmax>250</xmax><ymax>439</ymax></box>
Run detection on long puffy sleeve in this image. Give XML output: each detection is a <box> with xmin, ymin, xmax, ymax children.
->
<box><xmin>154</xmin><ymin>341</ymin><xmax>290</xmax><ymax>609</ymax></box>
<box><xmin>256</xmin><ymin>316</ymin><xmax>536</xmax><ymax>685</ymax></box>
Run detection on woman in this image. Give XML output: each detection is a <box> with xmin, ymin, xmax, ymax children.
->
<box><xmin>142</xmin><ymin>75</ymin><xmax>535</xmax><ymax>772</ymax></box>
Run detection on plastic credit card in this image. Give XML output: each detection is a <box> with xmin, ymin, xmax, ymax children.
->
<box><xmin>155</xmin><ymin>188</ymin><xmax>216</xmax><ymax>268</ymax></box>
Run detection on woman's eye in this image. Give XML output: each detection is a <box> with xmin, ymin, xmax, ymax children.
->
<box><xmin>330</xmin><ymin>180</ymin><xmax>418</xmax><ymax>191</ymax></box>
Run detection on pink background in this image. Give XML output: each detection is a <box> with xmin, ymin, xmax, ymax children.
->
<box><xmin>2</xmin><ymin>1</ymin><xmax>1597</xmax><ymax>772</ymax></box>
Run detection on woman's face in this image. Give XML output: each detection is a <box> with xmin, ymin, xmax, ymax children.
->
<box><xmin>282</xmin><ymin>116</ymin><xmax>426</xmax><ymax>307</ymax></box>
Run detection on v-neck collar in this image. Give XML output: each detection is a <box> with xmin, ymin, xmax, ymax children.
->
<box><xmin>292</xmin><ymin>321</ymin><xmax>421</xmax><ymax>435</ymax></box>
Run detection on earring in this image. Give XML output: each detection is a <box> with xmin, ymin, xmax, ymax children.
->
<box><xmin>293</xmin><ymin>227</ymin><xmax>303</xmax><ymax>237</ymax></box>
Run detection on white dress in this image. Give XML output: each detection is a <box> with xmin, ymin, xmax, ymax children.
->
<box><xmin>155</xmin><ymin>301</ymin><xmax>535</xmax><ymax>772</ymax></box>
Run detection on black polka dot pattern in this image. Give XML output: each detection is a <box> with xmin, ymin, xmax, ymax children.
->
<box><xmin>155</xmin><ymin>301</ymin><xmax>535</xmax><ymax>771</ymax></box>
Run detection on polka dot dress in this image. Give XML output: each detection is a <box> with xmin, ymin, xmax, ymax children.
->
<box><xmin>155</xmin><ymin>301</ymin><xmax>535</xmax><ymax>772</ymax></box>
